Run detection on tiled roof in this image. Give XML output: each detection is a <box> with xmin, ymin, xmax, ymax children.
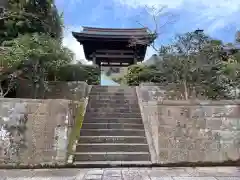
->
<box><xmin>74</xmin><ymin>27</ymin><xmax>149</xmax><ymax>37</ymax></box>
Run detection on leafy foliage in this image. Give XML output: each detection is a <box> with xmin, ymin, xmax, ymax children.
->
<box><xmin>1</xmin><ymin>33</ymin><xmax>72</xmax><ymax>70</ymax></box>
<box><xmin>0</xmin><ymin>0</ymin><xmax>101</xmax><ymax>98</ymax></box>
<box><xmin>0</xmin><ymin>33</ymin><xmax>73</xmax><ymax>97</ymax></box>
<box><xmin>123</xmin><ymin>64</ymin><xmax>161</xmax><ymax>86</ymax></box>
<box><xmin>0</xmin><ymin>0</ymin><xmax>63</xmax><ymax>43</ymax></box>
<box><xmin>121</xmin><ymin>30</ymin><xmax>240</xmax><ymax>100</ymax></box>
<box><xmin>57</xmin><ymin>63</ymin><xmax>100</xmax><ymax>85</ymax></box>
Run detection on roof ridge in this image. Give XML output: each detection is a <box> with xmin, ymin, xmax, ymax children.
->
<box><xmin>82</xmin><ymin>26</ymin><xmax>148</xmax><ymax>31</ymax></box>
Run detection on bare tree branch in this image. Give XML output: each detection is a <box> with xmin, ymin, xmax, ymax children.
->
<box><xmin>129</xmin><ymin>5</ymin><xmax>178</xmax><ymax>53</ymax></box>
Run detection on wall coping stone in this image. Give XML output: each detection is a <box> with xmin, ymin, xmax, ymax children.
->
<box><xmin>154</xmin><ymin>100</ymin><xmax>240</xmax><ymax>105</ymax></box>
<box><xmin>0</xmin><ymin>98</ymin><xmax>77</xmax><ymax>102</ymax></box>
<box><xmin>141</xmin><ymin>100</ymin><xmax>240</xmax><ymax>106</ymax></box>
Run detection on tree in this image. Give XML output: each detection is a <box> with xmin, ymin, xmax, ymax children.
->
<box><xmin>129</xmin><ymin>5</ymin><xmax>178</xmax><ymax>53</ymax></box>
<box><xmin>0</xmin><ymin>33</ymin><xmax>73</xmax><ymax>97</ymax></box>
<box><xmin>0</xmin><ymin>0</ymin><xmax>63</xmax><ymax>43</ymax></box>
<box><xmin>122</xmin><ymin>30</ymin><xmax>233</xmax><ymax>99</ymax></box>
<box><xmin>123</xmin><ymin>64</ymin><xmax>162</xmax><ymax>86</ymax></box>
<box><xmin>155</xmin><ymin>31</ymin><xmax>231</xmax><ymax>100</ymax></box>
<box><xmin>57</xmin><ymin>63</ymin><xmax>100</xmax><ymax>85</ymax></box>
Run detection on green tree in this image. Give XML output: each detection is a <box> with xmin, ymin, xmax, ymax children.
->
<box><xmin>0</xmin><ymin>0</ymin><xmax>63</xmax><ymax>43</ymax></box>
<box><xmin>57</xmin><ymin>63</ymin><xmax>100</xmax><ymax>85</ymax></box>
<box><xmin>122</xmin><ymin>30</ymin><xmax>232</xmax><ymax>99</ymax></box>
<box><xmin>0</xmin><ymin>33</ymin><xmax>73</xmax><ymax>97</ymax></box>
<box><xmin>123</xmin><ymin>64</ymin><xmax>161</xmax><ymax>86</ymax></box>
<box><xmin>155</xmin><ymin>32</ymin><xmax>230</xmax><ymax>99</ymax></box>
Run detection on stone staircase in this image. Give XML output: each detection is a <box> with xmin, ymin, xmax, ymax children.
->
<box><xmin>73</xmin><ymin>85</ymin><xmax>150</xmax><ymax>165</ymax></box>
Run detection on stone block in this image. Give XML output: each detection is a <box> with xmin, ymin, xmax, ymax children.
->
<box><xmin>168</xmin><ymin>138</ymin><xmax>187</xmax><ymax>149</ymax></box>
<box><xmin>215</xmin><ymin>130</ymin><xmax>238</xmax><ymax>141</ymax></box>
<box><xmin>104</xmin><ymin>170</ymin><xmax>122</xmax><ymax>177</ymax></box>
<box><xmin>213</xmin><ymin>105</ymin><xmax>239</xmax><ymax>117</ymax></box>
<box><xmin>158</xmin><ymin>138</ymin><xmax>171</xmax><ymax>149</ymax></box>
<box><xmin>169</xmin><ymin>149</ymin><xmax>189</xmax><ymax>162</ymax></box>
<box><xmin>190</xmin><ymin>107</ymin><xmax>205</xmax><ymax>118</ymax></box>
<box><xmin>185</xmin><ymin>140</ymin><xmax>197</xmax><ymax>150</ymax></box>
<box><xmin>185</xmin><ymin>128</ymin><xmax>201</xmax><ymax>139</ymax></box>
<box><xmin>209</xmin><ymin>141</ymin><xmax>221</xmax><ymax>152</ymax></box>
<box><xmin>158</xmin><ymin>126</ymin><xmax>173</xmax><ymax>137</ymax></box>
<box><xmin>158</xmin><ymin>149</ymin><xmax>169</xmax><ymax>161</ymax></box>
<box><xmin>173</xmin><ymin>127</ymin><xmax>188</xmax><ymax>137</ymax></box>
<box><xmin>206</xmin><ymin>118</ymin><xmax>222</xmax><ymax>130</ymax></box>
<box><xmin>188</xmin><ymin>150</ymin><xmax>205</xmax><ymax>162</ymax></box>
<box><xmin>221</xmin><ymin>118</ymin><xmax>240</xmax><ymax>130</ymax></box>
<box><xmin>204</xmin><ymin>151</ymin><xmax>225</xmax><ymax>162</ymax></box>
<box><xmin>26</xmin><ymin>103</ymin><xmax>48</xmax><ymax>114</ymax></box>
<box><xmin>160</xmin><ymin>117</ymin><xmax>177</xmax><ymax>126</ymax></box>
<box><xmin>195</xmin><ymin>119</ymin><xmax>207</xmax><ymax>129</ymax></box>
<box><xmin>224</xmin><ymin>147</ymin><xmax>240</xmax><ymax>161</ymax></box>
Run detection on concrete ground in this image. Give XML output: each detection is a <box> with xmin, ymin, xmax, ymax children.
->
<box><xmin>0</xmin><ymin>167</ymin><xmax>239</xmax><ymax>179</ymax></box>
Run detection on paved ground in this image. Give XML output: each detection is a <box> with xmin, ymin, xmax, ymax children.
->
<box><xmin>0</xmin><ymin>167</ymin><xmax>240</xmax><ymax>179</ymax></box>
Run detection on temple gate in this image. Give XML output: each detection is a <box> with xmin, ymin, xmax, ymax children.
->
<box><xmin>72</xmin><ymin>27</ymin><xmax>153</xmax><ymax>67</ymax></box>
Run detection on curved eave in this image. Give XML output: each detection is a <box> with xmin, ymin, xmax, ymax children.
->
<box><xmin>72</xmin><ymin>31</ymin><xmax>151</xmax><ymax>62</ymax></box>
<box><xmin>72</xmin><ymin>32</ymin><xmax>152</xmax><ymax>45</ymax></box>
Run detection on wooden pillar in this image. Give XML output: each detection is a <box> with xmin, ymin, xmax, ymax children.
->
<box><xmin>92</xmin><ymin>52</ymin><xmax>96</xmax><ymax>65</ymax></box>
<box><xmin>133</xmin><ymin>52</ymin><xmax>137</xmax><ymax>64</ymax></box>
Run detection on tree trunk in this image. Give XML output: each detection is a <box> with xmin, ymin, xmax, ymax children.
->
<box><xmin>235</xmin><ymin>87</ymin><xmax>238</xmax><ymax>99</ymax></box>
<box><xmin>183</xmin><ymin>80</ymin><xmax>188</xmax><ymax>100</ymax></box>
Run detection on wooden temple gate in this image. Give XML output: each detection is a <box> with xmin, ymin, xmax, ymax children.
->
<box><xmin>72</xmin><ymin>27</ymin><xmax>153</xmax><ymax>68</ymax></box>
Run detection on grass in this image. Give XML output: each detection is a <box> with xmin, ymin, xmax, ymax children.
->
<box><xmin>67</xmin><ymin>101</ymin><xmax>85</xmax><ymax>155</ymax></box>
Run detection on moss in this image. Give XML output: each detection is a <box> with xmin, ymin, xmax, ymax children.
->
<box><xmin>67</xmin><ymin>101</ymin><xmax>85</xmax><ymax>155</ymax></box>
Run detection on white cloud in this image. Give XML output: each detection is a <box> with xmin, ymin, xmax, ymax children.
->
<box><xmin>115</xmin><ymin>0</ymin><xmax>240</xmax><ymax>33</ymax></box>
<box><xmin>115</xmin><ymin>0</ymin><xmax>184</xmax><ymax>9</ymax></box>
<box><xmin>62</xmin><ymin>26</ymin><xmax>92</xmax><ymax>65</ymax></box>
<box><xmin>116</xmin><ymin>0</ymin><xmax>240</xmax><ymax>10</ymax></box>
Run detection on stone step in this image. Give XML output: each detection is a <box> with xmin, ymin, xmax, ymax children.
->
<box><xmin>90</xmin><ymin>88</ymin><xmax>136</xmax><ymax>94</ymax></box>
<box><xmin>78</xmin><ymin>136</ymin><xmax>148</xmax><ymax>144</ymax></box>
<box><xmin>88</xmin><ymin>98</ymin><xmax>138</xmax><ymax>102</ymax></box>
<box><xmin>80</xmin><ymin>129</ymin><xmax>146</xmax><ymax>136</ymax></box>
<box><xmin>73</xmin><ymin>161</ymin><xmax>151</xmax><ymax>166</ymax></box>
<box><xmin>89</xmin><ymin>95</ymin><xmax>137</xmax><ymax>98</ymax></box>
<box><xmin>90</xmin><ymin>90</ymin><xmax>135</xmax><ymax>95</ymax></box>
<box><xmin>91</xmin><ymin>87</ymin><xmax>135</xmax><ymax>92</ymax></box>
<box><xmin>83</xmin><ymin>118</ymin><xmax>143</xmax><ymax>124</ymax></box>
<box><xmin>85</xmin><ymin>108</ymin><xmax>140</xmax><ymax>113</ymax></box>
<box><xmin>73</xmin><ymin>152</ymin><xmax>150</xmax><ymax>161</ymax></box>
<box><xmin>89</xmin><ymin>93</ymin><xmax>136</xmax><ymax>96</ymax></box>
<box><xmin>86</xmin><ymin>103</ymin><xmax>140</xmax><ymax>109</ymax></box>
<box><xmin>87</xmin><ymin>100</ymin><xmax>139</xmax><ymax>104</ymax></box>
<box><xmin>88</xmin><ymin>98</ymin><xmax>137</xmax><ymax>101</ymax></box>
<box><xmin>84</xmin><ymin>113</ymin><xmax>142</xmax><ymax>119</ymax></box>
<box><xmin>81</xmin><ymin>123</ymin><xmax>144</xmax><ymax>129</ymax></box>
<box><xmin>75</xmin><ymin>143</ymin><xmax>149</xmax><ymax>152</ymax></box>
<box><xmin>87</xmin><ymin>101</ymin><xmax>139</xmax><ymax>105</ymax></box>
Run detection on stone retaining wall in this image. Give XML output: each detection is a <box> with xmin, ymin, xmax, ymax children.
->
<box><xmin>16</xmin><ymin>81</ymin><xmax>90</xmax><ymax>100</ymax></box>
<box><xmin>0</xmin><ymin>98</ymin><xmax>80</xmax><ymax>166</ymax></box>
<box><xmin>137</xmin><ymin>85</ymin><xmax>240</xmax><ymax>164</ymax></box>
<box><xmin>0</xmin><ymin>81</ymin><xmax>92</xmax><ymax>167</ymax></box>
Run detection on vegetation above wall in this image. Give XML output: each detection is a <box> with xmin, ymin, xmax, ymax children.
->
<box><xmin>118</xmin><ymin>31</ymin><xmax>240</xmax><ymax>100</ymax></box>
<box><xmin>0</xmin><ymin>0</ymin><xmax>100</xmax><ymax>97</ymax></box>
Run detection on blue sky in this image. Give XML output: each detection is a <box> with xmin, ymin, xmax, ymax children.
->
<box><xmin>55</xmin><ymin>0</ymin><xmax>240</xmax><ymax>64</ymax></box>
